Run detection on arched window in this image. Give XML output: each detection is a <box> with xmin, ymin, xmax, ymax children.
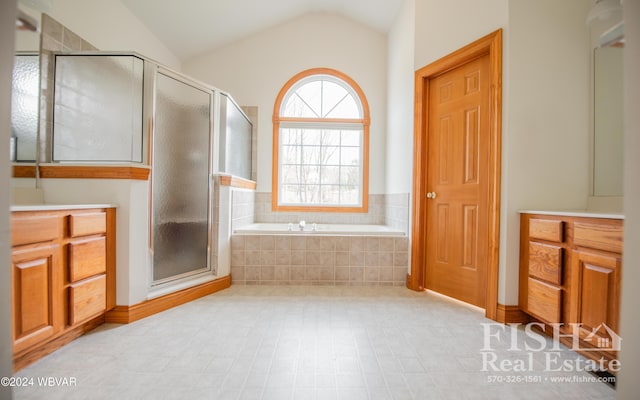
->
<box><xmin>272</xmin><ymin>68</ymin><xmax>370</xmax><ymax>212</ymax></box>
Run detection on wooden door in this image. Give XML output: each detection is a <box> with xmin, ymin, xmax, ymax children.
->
<box><xmin>12</xmin><ymin>244</ymin><xmax>62</xmax><ymax>354</ymax></box>
<box><xmin>424</xmin><ymin>54</ymin><xmax>490</xmax><ymax>308</ymax></box>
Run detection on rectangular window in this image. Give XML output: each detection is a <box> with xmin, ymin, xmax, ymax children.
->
<box><xmin>279</xmin><ymin>127</ymin><xmax>363</xmax><ymax>207</ymax></box>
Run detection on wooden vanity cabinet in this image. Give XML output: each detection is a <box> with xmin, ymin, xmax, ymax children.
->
<box><xmin>519</xmin><ymin>213</ymin><xmax>623</xmax><ymax>362</ymax></box>
<box><xmin>10</xmin><ymin>207</ymin><xmax>116</xmax><ymax>370</ymax></box>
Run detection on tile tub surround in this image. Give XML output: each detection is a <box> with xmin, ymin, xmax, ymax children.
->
<box><xmin>384</xmin><ymin>193</ymin><xmax>410</xmax><ymax>234</ymax></box>
<box><xmin>231</xmin><ymin>189</ymin><xmax>256</xmax><ymax>230</ymax></box>
<box><xmin>231</xmin><ymin>235</ymin><xmax>409</xmax><ymax>286</ymax></box>
<box><xmin>253</xmin><ymin>192</ymin><xmax>386</xmax><ymax>225</ymax></box>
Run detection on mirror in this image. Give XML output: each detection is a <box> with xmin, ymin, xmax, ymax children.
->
<box><xmin>593</xmin><ymin>44</ymin><xmax>624</xmax><ymax>196</ymax></box>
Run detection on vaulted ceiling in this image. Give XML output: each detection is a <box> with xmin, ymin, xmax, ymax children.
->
<box><xmin>120</xmin><ymin>0</ymin><xmax>406</xmax><ymax>61</ymax></box>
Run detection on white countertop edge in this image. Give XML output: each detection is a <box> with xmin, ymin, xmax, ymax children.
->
<box><xmin>11</xmin><ymin>204</ymin><xmax>118</xmax><ymax>212</ymax></box>
<box><xmin>519</xmin><ymin>210</ymin><xmax>624</xmax><ymax>219</ymax></box>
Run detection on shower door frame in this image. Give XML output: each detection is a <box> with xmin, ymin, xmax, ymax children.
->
<box><xmin>148</xmin><ymin>65</ymin><xmax>216</xmax><ymax>287</ymax></box>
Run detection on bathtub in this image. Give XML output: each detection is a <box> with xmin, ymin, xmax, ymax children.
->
<box><xmin>233</xmin><ymin>223</ymin><xmax>405</xmax><ymax>236</ymax></box>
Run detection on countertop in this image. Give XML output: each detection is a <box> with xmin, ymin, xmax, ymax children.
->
<box><xmin>10</xmin><ymin>204</ymin><xmax>118</xmax><ymax>212</ymax></box>
<box><xmin>519</xmin><ymin>210</ymin><xmax>624</xmax><ymax>219</ymax></box>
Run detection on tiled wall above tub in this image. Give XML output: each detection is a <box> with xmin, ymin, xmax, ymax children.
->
<box><xmin>231</xmin><ymin>188</ymin><xmax>256</xmax><ymax>230</ymax></box>
<box><xmin>384</xmin><ymin>193</ymin><xmax>410</xmax><ymax>234</ymax></box>
<box><xmin>231</xmin><ymin>234</ymin><xmax>409</xmax><ymax>286</ymax></box>
<box><xmin>254</xmin><ymin>192</ymin><xmax>385</xmax><ymax>224</ymax></box>
<box><xmin>40</xmin><ymin>14</ymin><xmax>98</xmax><ymax>162</ymax></box>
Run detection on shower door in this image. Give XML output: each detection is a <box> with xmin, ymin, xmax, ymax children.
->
<box><xmin>151</xmin><ymin>70</ymin><xmax>213</xmax><ymax>283</ymax></box>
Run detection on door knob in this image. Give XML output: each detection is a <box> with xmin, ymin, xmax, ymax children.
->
<box><xmin>426</xmin><ymin>192</ymin><xmax>437</xmax><ymax>199</ymax></box>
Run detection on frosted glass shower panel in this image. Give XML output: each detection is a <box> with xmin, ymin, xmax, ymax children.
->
<box><xmin>219</xmin><ymin>94</ymin><xmax>252</xmax><ymax>179</ymax></box>
<box><xmin>53</xmin><ymin>55</ymin><xmax>144</xmax><ymax>162</ymax></box>
<box><xmin>11</xmin><ymin>54</ymin><xmax>39</xmax><ymax>161</ymax></box>
<box><xmin>152</xmin><ymin>72</ymin><xmax>212</xmax><ymax>282</ymax></box>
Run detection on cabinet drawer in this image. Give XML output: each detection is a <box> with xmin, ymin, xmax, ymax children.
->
<box><xmin>529</xmin><ymin>219</ymin><xmax>563</xmax><ymax>242</ymax></box>
<box><xmin>574</xmin><ymin>222</ymin><xmax>623</xmax><ymax>254</ymax></box>
<box><xmin>69</xmin><ymin>212</ymin><xmax>106</xmax><ymax>238</ymax></box>
<box><xmin>11</xmin><ymin>214</ymin><xmax>60</xmax><ymax>246</ymax></box>
<box><xmin>527</xmin><ymin>278</ymin><xmax>562</xmax><ymax>323</ymax></box>
<box><xmin>528</xmin><ymin>242</ymin><xmax>562</xmax><ymax>285</ymax></box>
<box><xmin>68</xmin><ymin>237</ymin><xmax>106</xmax><ymax>282</ymax></box>
<box><xmin>69</xmin><ymin>275</ymin><xmax>106</xmax><ymax>325</ymax></box>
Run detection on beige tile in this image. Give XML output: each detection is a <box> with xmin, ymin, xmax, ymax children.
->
<box><xmin>379</xmin><ymin>252</ymin><xmax>393</xmax><ymax>267</ymax></box>
<box><xmin>350</xmin><ymin>252</ymin><xmax>364</xmax><ymax>267</ymax></box>
<box><xmin>231</xmin><ymin>266</ymin><xmax>245</xmax><ymax>281</ymax></box>
<box><xmin>231</xmin><ymin>251</ymin><xmax>245</xmax><ymax>267</ymax></box>
<box><xmin>394</xmin><ymin>252</ymin><xmax>409</xmax><ymax>267</ymax></box>
<box><xmin>393</xmin><ymin>267</ymin><xmax>407</xmax><ymax>282</ymax></box>
<box><xmin>379</xmin><ymin>238</ymin><xmax>395</xmax><ymax>252</ymax></box>
<box><xmin>349</xmin><ymin>237</ymin><xmax>365</xmax><ymax>252</ymax></box>
<box><xmin>42</xmin><ymin>15</ymin><xmax>63</xmax><ymax>42</ymax></box>
<box><xmin>365</xmin><ymin>267</ymin><xmax>380</xmax><ymax>282</ymax></box>
<box><xmin>274</xmin><ymin>266</ymin><xmax>290</xmax><ymax>281</ymax></box>
<box><xmin>275</xmin><ymin>236</ymin><xmax>291</xmax><ymax>251</ymax></box>
<box><xmin>365</xmin><ymin>238</ymin><xmax>379</xmax><ymax>252</ymax></box>
<box><xmin>41</xmin><ymin>35</ymin><xmax>62</xmax><ymax>52</ymax></box>
<box><xmin>394</xmin><ymin>237</ymin><xmax>409</xmax><ymax>251</ymax></box>
<box><xmin>246</xmin><ymin>251</ymin><xmax>261</xmax><ymax>266</ymax></box>
<box><xmin>261</xmin><ymin>266</ymin><xmax>275</xmax><ymax>281</ymax></box>
<box><xmin>291</xmin><ymin>237</ymin><xmax>306</xmax><ymax>250</ymax></box>
<box><xmin>231</xmin><ymin>236</ymin><xmax>245</xmax><ymax>251</ymax></box>
<box><xmin>349</xmin><ymin>267</ymin><xmax>364</xmax><ymax>282</ymax></box>
<box><xmin>245</xmin><ymin>266</ymin><xmax>260</xmax><ymax>280</ymax></box>
<box><xmin>335</xmin><ymin>267</ymin><xmax>350</xmax><ymax>281</ymax></box>
<box><xmin>261</xmin><ymin>250</ymin><xmax>276</xmax><ymax>265</ymax></box>
<box><xmin>336</xmin><ymin>239</ymin><xmax>350</xmax><ymax>251</ymax></box>
<box><xmin>305</xmin><ymin>267</ymin><xmax>320</xmax><ymax>281</ymax></box>
<box><xmin>261</xmin><ymin>236</ymin><xmax>275</xmax><ymax>250</ymax></box>
<box><xmin>335</xmin><ymin>252</ymin><xmax>350</xmax><ymax>267</ymax></box>
<box><xmin>290</xmin><ymin>266</ymin><xmax>305</xmax><ymax>281</ymax></box>
<box><xmin>318</xmin><ymin>266</ymin><xmax>335</xmax><ymax>281</ymax></box>
<box><xmin>275</xmin><ymin>251</ymin><xmax>291</xmax><ymax>266</ymax></box>
<box><xmin>291</xmin><ymin>251</ymin><xmax>306</xmax><ymax>265</ymax></box>
<box><xmin>246</xmin><ymin>236</ymin><xmax>261</xmax><ymax>251</ymax></box>
<box><xmin>379</xmin><ymin>267</ymin><xmax>394</xmax><ymax>282</ymax></box>
<box><xmin>62</xmin><ymin>27</ymin><xmax>82</xmax><ymax>50</ymax></box>
<box><xmin>365</xmin><ymin>252</ymin><xmax>379</xmax><ymax>267</ymax></box>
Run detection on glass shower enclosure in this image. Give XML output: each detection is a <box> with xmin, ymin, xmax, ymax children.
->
<box><xmin>52</xmin><ymin>53</ymin><xmax>217</xmax><ymax>286</ymax></box>
<box><xmin>151</xmin><ymin>71</ymin><xmax>213</xmax><ymax>282</ymax></box>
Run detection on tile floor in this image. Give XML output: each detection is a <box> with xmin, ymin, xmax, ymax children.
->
<box><xmin>14</xmin><ymin>286</ymin><xmax>615</xmax><ymax>400</ymax></box>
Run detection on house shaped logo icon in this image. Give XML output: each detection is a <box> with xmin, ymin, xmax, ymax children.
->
<box><xmin>580</xmin><ymin>323</ymin><xmax>622</xmax><ymax>352</ymax></box>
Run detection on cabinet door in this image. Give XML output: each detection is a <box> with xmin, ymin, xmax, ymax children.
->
<box><xmin>12</xmin><ymin>244</ymin><xmax>62</xmax><ymax>354</ymax></box>
<box><xmin>570</xmin><ymin>250</ymin><xmax>621</xmax><ymax>351</ymax></box>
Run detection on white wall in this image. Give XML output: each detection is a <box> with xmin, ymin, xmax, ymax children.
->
<box><xmin>43</xmin><ymin>0</ymin><xmax>180</xmax><ymax>69</ymax></box>
<box><xmin>414</xmin><ymin>0</ymin><xmax>509</xmax><ymax>68</ymax></box>
<box><xmin>386</xmin><ymin>0</ymin><xmax>415</xmax><ymax>194</ymax></box>
<box><xmin>1</xmin><ymin>1</ymin><xmax>16</xmax><ymax>398</ymax></box>
<box><xmin>502</xmin><ymin>0</ymin><xmax>591</xmax><ymax>303</ymax></box>
<box><xmin>184</xmin><ymin>12</ymin><xmax>388</xmax><ymax>194</ymax></box>
<box><xmin>618</xmin><ymin>0</ymin><xmax>640</xmax><ymax>397</ymax></box>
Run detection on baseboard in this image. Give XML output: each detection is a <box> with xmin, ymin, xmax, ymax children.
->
<box><xmin>105</xmin><ymin>275</ymin><xmax>231</xmax><ymax>324</ymax></box>
<box><xmin>496</xmin><ymin>304</ymin><xmax>530</xmax><ymax>324</ymax></box>
<box><xmin>14</xmin><ymin>315</ymin><xmax>105</xmax><ymax>372</ymax></box>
